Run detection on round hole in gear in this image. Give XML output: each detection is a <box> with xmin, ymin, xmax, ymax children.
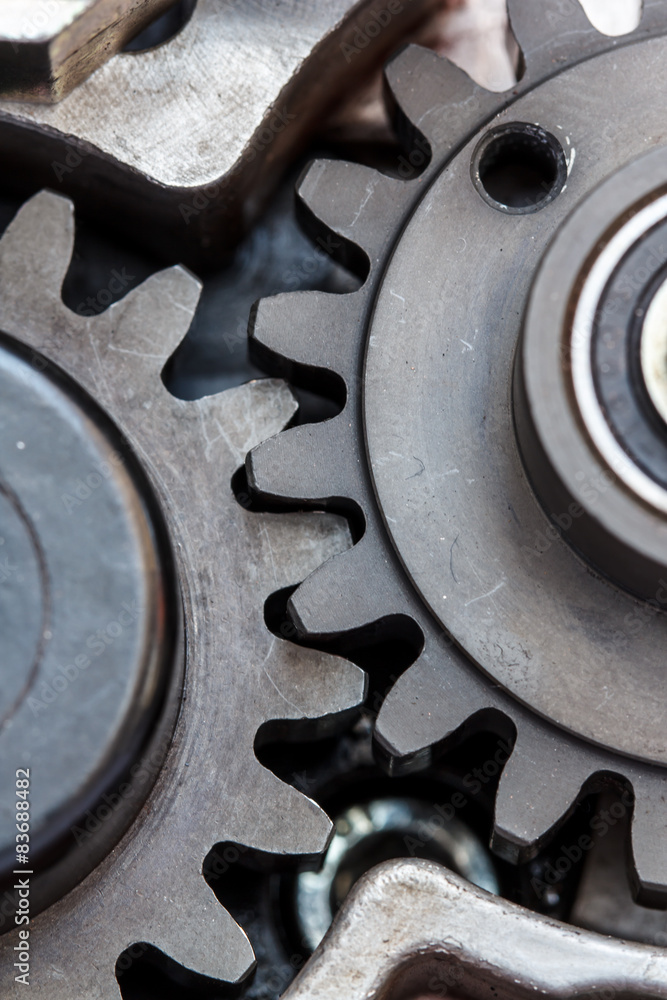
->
<box><xmin>472</xmin><ymin>123</ymin><xmax>568</xmax><ymax>214</ymax></box>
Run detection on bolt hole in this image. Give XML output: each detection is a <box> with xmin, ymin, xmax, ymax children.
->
<box><xmin>472</xmin><ymin>123</ymin><xmax>568</xmax><ymax>214</ymax></box>
<box><xmin>123</xmin><ymin>0</ymin><xmax>196</xmax><ymax>53</ymax></box>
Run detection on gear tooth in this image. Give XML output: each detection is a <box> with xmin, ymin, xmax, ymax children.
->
<box><xmin>288</xmin><ymin>533</ymin><xmax>402</xmax><ymax>639</ymax></box>
<box><xmin>247</xmin><ymin>417</ymin><xmax>352</xmax><ymax>505</ymax></box>
<box><xmin>106</xmin><ymin>265</ymin><xmax>201</xmax><ymax>375</ymax></box>
<box><xmin>0</xmin><ymin>190</ymin><xmax>74</xmax><ymax>313</ymax></box>
<box><xmin>257</xmin><ymin>511</ymin><xmax>352</xmax><ymax>593</ymax></box>
<box><xmin>227</xmin><ymin>762</ymin><xmax>334</xmax><ymax>859</ymax></box>
<box><xmin>250</xmin><ymin>291</ymin><xmax>356</xmax><ymax>381</ymax></box>
<box><xmin>508</xmin><ymin>0</ymin><xmax>594</xmax><ymax>77</ymax></box>
<box><xmin>640</xmin><ymin>1</ymin><xmax>667</xmax><ymax>34</ymax></box>
<box><xmin>263</xmin><ymin>643</ymin><xmax>366</xmax><ymax>726</ymax></box>
<box><xmin>142</xmin><ymin>875</ymin><xmax>255</xmax><ymax>985</ymax></box>
<box><xmin>629</xmin><ymin>769</ymin><xmax>667</xmax><ymax>908</ymax></box>
<box><xmin>297</xmin><ymin>159</ymin><xmax>403</xmax><ymax>266</ymax></box>
<box><xmin>375</xmin><ymin>642</ymin><xmax>490</xmax><ymax>775</ymax></box>
<box><xmin>491</xmin><ymin>726</ymin><xmax>594</xmax><ymax>864</ymax></box>
<box><xmin>385</xmin><ymin>46</ymin><xmax>493</xmax><ymax>152</ymax></box>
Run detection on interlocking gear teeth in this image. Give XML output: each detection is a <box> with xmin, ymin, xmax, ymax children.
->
<box><xmin>248</xmin><ymin>419</ymin><xmax>352</xmax><ymax>506</ymax></box>
<box><xmin>377</xmin><ymin>650</ymin><xmax>667</xmax><ymax>905</ymax></box>
<box><xmin>490</xmin><ymin>723</ymin><xmax>596</xmax><ymax>863</ymax></box>
<box><xmin>287</xmin><ymin>530</ymin><xmax>407</xmax><ymax>640</ymax></box>
<box><xmin>247</xmin><ymin>15</ymin><xmax>667</xmax><ymax>908</ymax></box>
<box><xmin>0</xmin><ymin>191</ymin><xmax>366</xmax><ymax>994</ymax></box>
<box><xmin>249</xmin><ymin>292</ymin><xmax>354</xmax><ymax>390</ymax></box>
<box><xmin>374</xmin><ymin>643</ymin><xmax>492</xmax><ymax>768</ymax></box>
<box><xmin>297</xmin><ymin>159</ymin><xmax>406</xmax><ymax>270</ymax></box>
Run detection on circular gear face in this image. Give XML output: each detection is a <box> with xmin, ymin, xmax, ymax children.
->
<box><xmin>248</xmin><ymin>1</ymin><xmax>667</xmax><ymax>907</ymax></box>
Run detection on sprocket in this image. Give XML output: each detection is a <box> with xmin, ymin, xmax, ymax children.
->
<box><xmin>247</xmin><ymin>0</ymin><xmax>667</xmax><ymax>906</ymax></box>
<box><xmin>0</xmin><ymin>191</ymin><xmax>365</xmax><ymax>996</ymax></box>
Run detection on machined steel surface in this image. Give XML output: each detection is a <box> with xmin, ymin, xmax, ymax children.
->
<box><xmin>0</xmin><ymin>0</ymin><xmax>442</xmax><ymax>264</ymax></box>
<box><xmin>284</xmin><ymin>859</ymin><xmax>667</xmax><ymax>1000</ymax></box>
<box><xmin>0</xmin><ymin>0</ymin><xmax>180</xmax><ymax>103</ymax></box>
<box><xmin>0</xmin><ymin>191</ymin><xmax>365</xmax><ymax>997</ymax></box>
<box><xmin>3</xmin><ymin>3</ymin><xmax>667</xmax><ymax>996</ymax></box>
<box><xmin>247</xmin><ymin>0</ymin><xmax>667</xmax><ymax>908</ymax></box>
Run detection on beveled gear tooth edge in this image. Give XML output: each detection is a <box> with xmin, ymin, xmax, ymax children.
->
<box><xmin>288</xmin><ymin>533</ymin><xmax>406</xmax><ymax>640</ymax></box>
<box><xmin>250</xmin><ymin>290</ymin><xmax>354</xmax><ymax>381</ymax></box>
<box><xmin>491</xmin><ymin>727</ymin><xmax>595</xmax><ymax>863</ymax></box>
<box><xmin>104</xmin><ymin>265</ymin><xmax>202</xmax><ymax>374</ymax></box>
<box><xmin>0</xmin><ymin>190</ymin><xmax>75</xmax><ymax>305</ymax></box>
<box><xmin>297</xmin><ymin>158</ymin><xmax>405</xmax><ymax>268</ymax></box>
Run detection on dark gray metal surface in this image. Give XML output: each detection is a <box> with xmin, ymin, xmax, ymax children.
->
<box><xmin>3</xmin><ymin>3</ymin><xmax>667</xmax><ymax>997</ymax></box>
<box><xmin>247</xmin><ymin>0</ymin><xmax>667</xmax><ymax>907</ymax></box>
<box><xmin>364</xmin><ymin>48</ymin><xmax>667</xmax><ymax>766</ymax></box>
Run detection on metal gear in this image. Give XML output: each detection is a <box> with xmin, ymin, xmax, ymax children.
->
<box><xmin>246</xmin><ymin>0</ymin><xmax>667</xmax><ymax>907</ymax></box>
<box><xmin>0</xmin><ymin>0</ymin><xmax>442</xmax><ymax>265</ymax></box>
<box><xmin>0</xmin><ymin>190</ymin><xmax>365</xmax><ymax>996</ymax></box>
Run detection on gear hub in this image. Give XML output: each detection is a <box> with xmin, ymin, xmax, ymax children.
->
<box><xmin>0</xmin><ymin>329</ymin><xmax>179</xmax><ymax>918</ymax></box>
<box><xmin>0</xmin><ymin>191</ymin><xmax>364</xmax><ymax>996</ymax></box>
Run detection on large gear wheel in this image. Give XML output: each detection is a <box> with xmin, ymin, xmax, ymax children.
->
<box><xmin>247</xmin><ymin>0</ymin><xmax>667</xmax><ymax>907</ymax></box>
<box><xmin>0</xmin><ymin>191</ymin><xmax>365</xmax><ymax>996</ymax></box>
